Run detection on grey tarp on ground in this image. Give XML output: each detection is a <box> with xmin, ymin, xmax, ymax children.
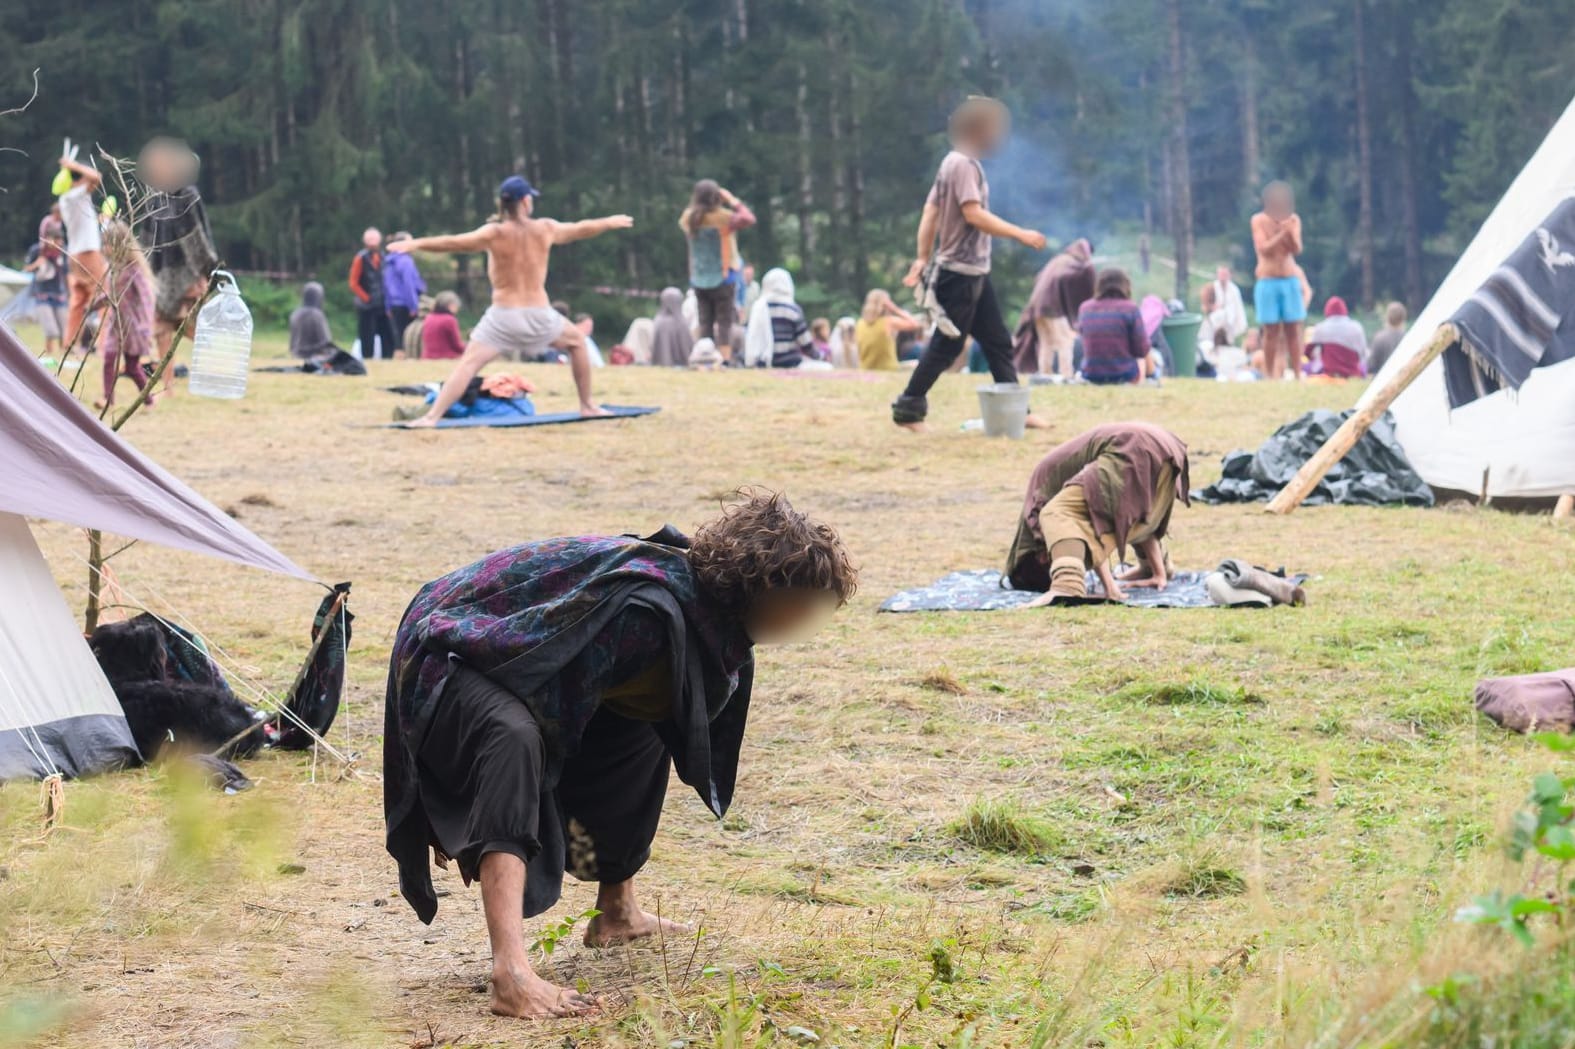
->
<box><xmin>880</xmin><ymin>569</ymin><xmax>1215</xmax><ymax>612</ymax></box>
<box><xmin>1191</xmin><ymin>409</ymin><xmax>1434</xmax><ymax>507</ymax></box>
<box><xmin>0</xmin><ymin>324</ymin><xmax>314</xmax><ymax>579</ymax></box>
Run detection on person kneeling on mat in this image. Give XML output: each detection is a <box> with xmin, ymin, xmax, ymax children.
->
<box><xmin>383</xmin><ymin>490</ymin><xmax>857</xmax><ymax>1019</ymax></box>
<box><xmin>1004</xmin><ymin>422</ymin><xmax>1190</xmax><ymax>605</ymax></box>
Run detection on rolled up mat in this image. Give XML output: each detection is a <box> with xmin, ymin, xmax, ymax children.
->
<box><xmin>1208</xmin><ymin>559</ymin><xmax>1307</xmax><ymax>607</ymax></box>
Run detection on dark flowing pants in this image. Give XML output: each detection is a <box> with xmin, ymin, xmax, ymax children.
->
<box><xmin>893</xmin><ymin>270</ymin><xmax>1019</xmax><ymax>423</ymax></box>
<box><xmin>417</xmin><ymin>667</ymin><xmax>670</xmax><ymax>916</ymax></box>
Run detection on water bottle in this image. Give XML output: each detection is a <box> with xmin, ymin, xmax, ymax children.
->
<box><xmin>188</xmin><ymin>270</ymin><xmax>253</xmax><ymax>399</ymax></box>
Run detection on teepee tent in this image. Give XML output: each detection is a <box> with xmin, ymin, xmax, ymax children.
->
<box><xmin>1361</xmin><ymin>96</ymin><xmax>1575</xmax><ymax>499</ymax></box>
<box><xmin>1268</xmin><ymin>96</ymin><xmax>1575</xmax><ymax>513</ymax></box>
<box><xmin>0</xmin><ymin>324</ymin><xmax>314</xmax><ymax>780</ymax></box>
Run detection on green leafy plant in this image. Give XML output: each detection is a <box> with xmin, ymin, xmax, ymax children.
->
<box><xmin>531</xmin><ymin>907</ymin><xmax>601</xmax><ymax>958</ymax></box>
<box><xmin>1456</xmin><ymin>733</ymin><xmax>1575</xmax><ymax>945</ymax></box>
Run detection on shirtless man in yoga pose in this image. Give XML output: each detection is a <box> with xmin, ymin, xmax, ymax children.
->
<box><xmin>392</xmin><ymin>175</ymin><xmax>632</xmax><ymax>425</ymax></box>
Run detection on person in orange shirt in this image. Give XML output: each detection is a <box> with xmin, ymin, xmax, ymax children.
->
<box><xmin>1250</xmin><ymin>181</ymin><xmax>1306</xmax><ymax>380</ymax></box>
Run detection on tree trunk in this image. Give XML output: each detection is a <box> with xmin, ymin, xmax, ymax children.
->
<box><xmin>1165</xmin><ymin>0</ymin><xmax>1194</xmax><ymax>299</ymax></box>
<box><xmin>1240</xmin><ymin>36</ymin><xmax>1261</xmax><ymax>195</ymax></box>
<box><xmin>1396</xmin><ymin>13</ymin><xmax>1426</xmax><ymax>311</ymax></box>
<box><xmin>795</xmin><ymin>64</ymin><xmax>816</xmax><ymax>278</ymax></box>
<box><xmin>847</xmin><ymin>66</ymin><xmax>868</xmax><ymax>293</ymax></box>
<box><xmin>827</xmin><ymin>40</ymin><xmax>848</xmax><ymax>289</ymax></box>
<box><xmin>1354</xmin><ymin>0</ymin><xmax>1376</xmax><ymax>309</ymax></box>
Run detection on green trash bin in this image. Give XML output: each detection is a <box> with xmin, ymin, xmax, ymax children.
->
<box><xmin>1160</xmin><ymin>312</ymin><xmax>1203</xmax><ymax>378</ymax></box>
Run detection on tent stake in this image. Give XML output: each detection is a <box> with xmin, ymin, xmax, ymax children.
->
<box><xmin>1266</xmin><ymin>323</ymin><xmax>1457</xmax><ymax>515</ymax></box>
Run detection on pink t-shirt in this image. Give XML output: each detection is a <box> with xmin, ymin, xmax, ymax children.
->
<box><xmin>421</xmin><ymin>311</ymin><xmax>466</xmax><ymax>360</ymax></box>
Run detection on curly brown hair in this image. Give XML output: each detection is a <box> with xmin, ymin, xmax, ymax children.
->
<box><xmin>688</xmin><ymin>489</ymin><xmax>858</xmax><ymax>611</ymax></box>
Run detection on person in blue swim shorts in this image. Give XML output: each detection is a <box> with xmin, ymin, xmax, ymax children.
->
<box><xmin>1250</xmin><ymin>181</ymin><xmax>1306</xmax><ymax>380</ymax></box>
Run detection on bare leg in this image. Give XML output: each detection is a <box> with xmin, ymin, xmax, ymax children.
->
<box><xmin>1286</xmin><ymin>320</ymin><xmax>1305</xmax><ymax>379</ymax></box>
<box><xmin>154</xmin><ymin>322</ymin><xmax>177</xmax><ymax>394</ymax></box>
<box><xmin>551</xmin><ymin>326</ymin><xmax>610</xmax><ymax>417</ymax></box>
<box><xmin>583</xmin><ymin>877</ymin><xmax>690</xmax><ymax>948</ymax></box>
<box><xmin>408</xmin><ymin>339</ymin><xmax>501</xmax><ymax>427</ymax></box>
<box><xmin>481</xmin><ymin>852</ymin><xmax>597</xmax><ymax>1019</ymax></box>
<box><xmin>1263</xmin><ymin>324</ymin><xmax>1282</xmax><ymax>380</ymax></box>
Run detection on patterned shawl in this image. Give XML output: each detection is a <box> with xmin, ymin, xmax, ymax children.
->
<box><xmin>383</xmin><ymin>527</ymin><xmax>754</xmax><ymax>921</ymax></box>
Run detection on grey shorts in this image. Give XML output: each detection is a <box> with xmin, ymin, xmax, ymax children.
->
<box><xmin>34</xmin><ymin>303</ymin><xmax>64</xmax><ymax>339</ymax></box>
<box><xmin>470</xmin><ymin>306</ymin><xmax>566</xmax><ymax>362</ymax></box>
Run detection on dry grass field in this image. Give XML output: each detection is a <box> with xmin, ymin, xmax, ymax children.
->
<box><xmin>2</xmin><ymin>333</ymin><xmax>1573</xmax><ymax>1047</ymax></box>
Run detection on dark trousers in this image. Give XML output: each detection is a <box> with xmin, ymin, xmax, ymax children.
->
<box><xmin>357</xmin><ymin>307</ymin><xmax>397</xmax><ymax>360</ymax></box>
<box><xmin>389</xmin><ymin>306</ymin><xmax>414</xmax><ymax>348</ymax></box>
<box><xmin>694</xmin><ymin>283</ymin><xmax>736</xmax><ymax>348</ymax></box>
<box><xmin>893</xmin><ymin>270</ymin><xmax>1019</xmax><ymax>424</ymax></box>
<box><xmin>418</xmin><ymin>667</ymin><xmax>670</xmax><ymax>916</ymax></box>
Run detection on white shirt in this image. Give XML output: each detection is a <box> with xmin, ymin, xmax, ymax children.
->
<box><xmin>60</xmin><ymin>184</ymin><xmax>101</xmax><ymax>255</ymax></box>
<box><xmin>1211</xmin><ymin>279</ymin><xmax>1248</xmax><ymax>341</ymax></box>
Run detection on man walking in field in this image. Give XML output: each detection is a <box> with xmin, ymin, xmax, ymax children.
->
<box><xmin>1250</xmin><ymin>181</ymin><xmax>1307</xmax><ymax>380</ymax></box>
<box><xmin>392</xmin><ymin>176</ymin><xmax>632</xmax><ymax>425</ymax></box>
<box><xmin>892</xmin><ymin>96</ymin><xmax>1047</xmax><ymax>431</ymax></box>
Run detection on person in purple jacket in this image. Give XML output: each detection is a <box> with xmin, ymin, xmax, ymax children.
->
<box><xmin>383</xmin><ymin>232</ymin><xmax>427</xmax><ymax>347</ymax></box>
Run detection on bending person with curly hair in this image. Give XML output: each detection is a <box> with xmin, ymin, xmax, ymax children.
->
<box><xmin>384</xmin><ymin>491</ymin><xmax>857</xmax><ymax>1020</ymax></box>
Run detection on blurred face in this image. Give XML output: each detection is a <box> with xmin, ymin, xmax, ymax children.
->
<box><xmin>138</xmin><ymin>138</ymin><xmax>197</xmax><ymax>193</ymax></box>
<box><xmin>576</xmin><ymin>317</ymin><xmax>594</xmax><ymax>335</ymax></box>
<box><xmin>1264</xmin><ymin>185</ymin><xmax>1293</xmax><ymax>219</ymax></box>
<box><xmin>743</xmin><ymin>589</ymin><xmax>840</xmax><ymax>645</ymax></box>
<box><xmin>743</xmin><ymin>265</ymin><xmax>755</xmax><ymax>282</ymax></box>
<box><xmin>363</xmin><ymin>228</ymin><xmax>382</xmax><ymax>249</ymax></box>
<box><xmin>1216</xmin><ymin>266</ymin><xmax>1231</xmax><ymax>283</ymax></box>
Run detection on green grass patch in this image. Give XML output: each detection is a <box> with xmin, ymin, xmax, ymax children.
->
<box><xmin>1116</xmin><ymin>677</ymin><xmax>1265</xmax><ymax>707</ymax></box>
<box><xmin>950</xmin><ymin>798</ymin><xmax>1062</xmax><ymax>858</ymax></box>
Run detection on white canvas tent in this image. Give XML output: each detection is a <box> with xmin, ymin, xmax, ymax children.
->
<box><xmin>0</xmin><ymin>324</ymin><xmax>314</xmax><ymax>780</ymax></box>
<box><xmin>1363</xmin><ymin>95</ymin><xmax>1575</xmax><ymax>500</ymax></box>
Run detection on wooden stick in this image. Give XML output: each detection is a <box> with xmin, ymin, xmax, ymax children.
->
<box><xmin>1265</xmin><ymin>323</ymin><xmax>1457</xmax><ymax>515</ymax></box>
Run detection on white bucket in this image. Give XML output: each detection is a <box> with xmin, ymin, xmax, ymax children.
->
<box><xmin>976</xmin><ymin>383</ymin><xmax>1031</xmax><ymax>439</ymax></box>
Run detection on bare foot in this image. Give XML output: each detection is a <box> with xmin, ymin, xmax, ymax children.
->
<box><xmin>1024</xmin><ymin>412</ymin><xmax>1051</xmax><ymax>430</ymax></box>
<box><xmin>402</xmin><ymin>415</ymin><xmax>439</xmax><ymax>429</ymax></box>
<box><xmin>491</xmin><ymin>963</ymin><xmax>597</xmax><ymax>1019</ymax></box>
<box><xmin>895</xmin><ymin>420</ymin><xmax>928</xmax><ymax>433</ymax></box>
<box><xmin>579</xmin><ymin>404</ymin><xmax>614</xmax><ymax>418</ymax></box>
<box><xmin>583</xmin><ymin>909</ymin><xmax>690</xmax><ymax>948</ymax></box>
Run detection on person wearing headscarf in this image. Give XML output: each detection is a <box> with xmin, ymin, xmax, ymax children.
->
<box><xmin>1304</xmin><ymin>296</ymin><xmax>1368</xmax><ymax>378</ymax></box>
<box><xmin>650</xmin><ymin>287</ymin><xmax>694</xmax><ymax>367</ymax></box>
<box><xmin>744</xmin><ymin>268</ymin><xmax>828</xmax><ymax>369</ymax></box>
<box><xmin>288</xmin><ymin>281</ymin><xmax>336</xmax><ymax>363</ymax></box>
<box><xmin>1005</xmin><ymin>422</ymin><xmax>1191</xmax><ymax>604</ymax></box>
<box><xmin>828</xmin><ymin>316</ymin><xmax>858</xmax><ymax>369</ymax></box>
<box><xmin>383</xmin><ymin>491</ymin><xmax>856</xmax><ymax>1019</ymax></box>
<box><xmin>1012</xmin><ymin>237</ymin><xmax>1096</xmax><ymax>376</ymax></box>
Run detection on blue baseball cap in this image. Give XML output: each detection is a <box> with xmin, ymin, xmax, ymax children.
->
<box><xmin>498</xmin><ymin>175</ymin><xmax>539</xmax><ymax>202</ymax></box>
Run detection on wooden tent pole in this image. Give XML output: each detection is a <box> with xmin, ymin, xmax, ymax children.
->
<box><xmin>1265</xmin><ymin>322</ymin><xmax>1457</xmax><ymax>515</ymax></box>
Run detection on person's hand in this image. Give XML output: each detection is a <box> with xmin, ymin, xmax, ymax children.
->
<box><xmin>720</xmin><ymin>188</ymin><xmax>739</xmax><ymax>206</ymax></box>
<box><xmin>606</xmin><ymin>214</ymin><xmax>635</xmax><ymax>230</ymax></box>
<box><xmin>1018</xmin><ymin>229</ymin><xmax>1048</xmax><ymax>251</ymax></box>
<box><xmin>388</xmin><ymin>240</ymin><xmax>416</xmax><ymax>254</ymax></box>
<box><xmin>1122</xmin><ymin>570</ymin><xmax>1167</xmax><ymax>590</ymax></box>
<box><xmin>902</xmin><ymin>257</ymin><xmax>927</xmax><ymax>288</ymax></box>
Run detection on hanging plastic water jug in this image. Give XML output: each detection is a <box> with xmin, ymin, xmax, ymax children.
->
<box><xmin>188</xmin><ymin>270</ymin><xmax>253</xmax><ymax>399</ymax></box>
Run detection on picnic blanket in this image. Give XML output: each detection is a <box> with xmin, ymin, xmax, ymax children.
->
<box><xmin>383</xmin><ymin>405</ymin><xmax>660</xmax><ymax>430</ymax></box>
<box><xmin>880</xmin><ymin>568</ymin><xmax>1214</xmax><ymax>612</ymax></box>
